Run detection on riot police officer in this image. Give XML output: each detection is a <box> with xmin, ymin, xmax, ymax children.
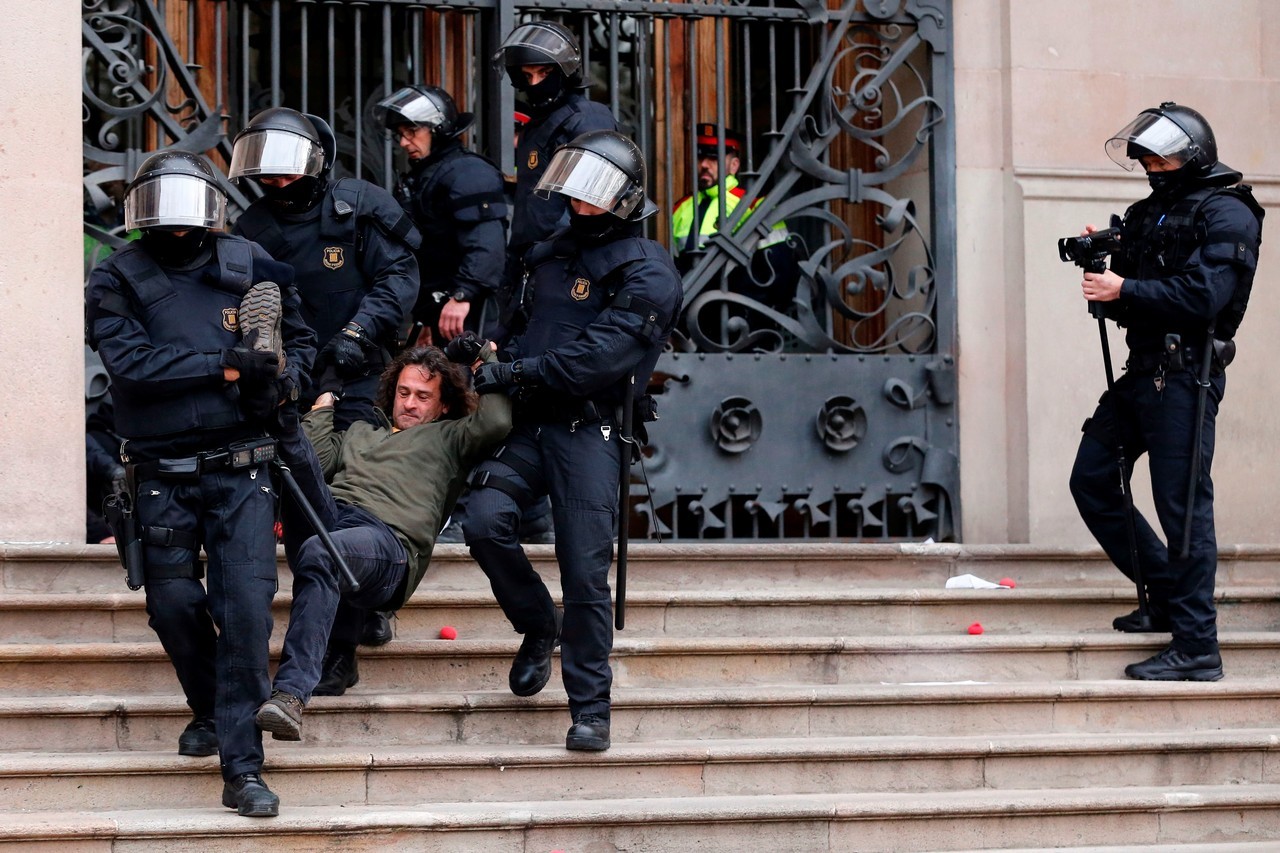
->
<box><xmin>464</xmin><ymin>130</ymin><xmax>682</xmax><ymax>751</ymax></box>
<box><xmin>376</xmin><ymin>84</ymin><xmax>508</xmax><ymax>346</ymax></box>
<box><xmin>1069</xmin><ymin>102</ymin><xmax>1264</xmax><ymax>681</ymax></box>
<box><xmin>85</xmin><ymin>151</ymin><xmax>316</xmax><ymax>816</ymax></box>
<box><xmin>229</xmin><ymin>107</ymin><xmax>421</xmax><ymax>431</ymax></box>
<box><xmin>492</xmin><ymin>19</ymin><xmax>617</xmax><ymax>331</ymax></box>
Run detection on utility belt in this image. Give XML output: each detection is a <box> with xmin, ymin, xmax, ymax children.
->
<box><xmin>515</xmin><ymin>393</ymin><xmax>658</xmax><ymax>432</ymax></box>
<box><xmin>127</xmin><ymin>437</ymin><xmax>278</xmax><ymax>482</ymax></box>
<box><xmin>1125</xmin><ymin>337</ymin><xmax>1235</xmax><ymax>377</ymax></box>
<box><xmin>105</xmin><ymin>437</ymin><xmax>279</xmax><ymax>590</ymax></box>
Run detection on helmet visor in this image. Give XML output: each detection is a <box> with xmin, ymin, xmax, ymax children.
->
<box><xmin>1105</xmin><ymin>113</ymin><xmax>1193</xmax><ymax>171</ymax></box>
<box><xmin>534</xmin><ymin>148</ymin><xmax>639</xmax><ymax>217</ymax></box>
<box><xmin>376</xmin><ymin>89</ymin><xmax>445</xmax><ymax>130</ymax></box>
<box><xmin>229</xmin><ymin>129</ymin><xmax>324</xmax><ymax>179</ymax></box>
<box><xmin>494</xmin><ymin>23</ymin><xmax>576</xmax><ymax>73</ymax></box>
<box><xmin>124</xmin><ymin>174</ymin><xmax>226</xmax><ymax>231</ymax></box>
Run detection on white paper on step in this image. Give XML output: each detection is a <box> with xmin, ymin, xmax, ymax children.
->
<box><xmin>944</xmin><ymin>573</ymin><xmax>1012</xmax><ymax>589</ymax></box>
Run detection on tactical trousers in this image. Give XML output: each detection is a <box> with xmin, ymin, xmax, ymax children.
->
<box><xmin>466</xmin><ymin>421</ymin><xmax>622</xmax><ymax>720</ymax></box>
<box><xmin>137</xmin><ymin>465</ymin><xmax>277</xmax><ymax>782</ymax></box>
<box><xmin>1070</xmin><ymin>367</ymin><xmax>1226</xmax><ymax>655</ymax></box>
<box><xmin>274</xmin><ymin>426</ymin><xmax>408</xmax><ymax>699</ymax></box>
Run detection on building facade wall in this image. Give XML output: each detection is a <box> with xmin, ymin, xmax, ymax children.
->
<box><xmin>956</xmin><ymin>0</ymin><xmax>1280</xmax><ymax>545</ymax></box>
<box><xmin>0</xmin><ymin>1</ymin><xmax>86</xmax><ymax>544</ymax></box>
<box><xmin>0</xmin><ymin>1</ymin><xmax>1275</xmax><ymax>546</ymax></box>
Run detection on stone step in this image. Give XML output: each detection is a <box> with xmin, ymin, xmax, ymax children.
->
<box><xmin>4</xmin><ymin>587</ymin><xmax>1280</xmax><ymax>643</ymax></box>
<box><xmin>1</xmin><ymin>680</ymin><xmax>1276</xmax><ymax>752</ymax></box>
<box><xmin>0</xmin><ymin>633</ymin><xmax>1274</xmax><ymax>696</ymax></box>
<box><xmin>4</xmin><ymin>729</ymin><xmax>1279</xmax><ymax>812</ymax></box>
<box><xmin>4</xmin><ymin>785</ymin><xmax>1280</xmax><ymax>851</ymax></box>
<box><xmin>7</xmin><ymin>543</ymin><xmax>1280</xmax><ymax>595</ymax></box>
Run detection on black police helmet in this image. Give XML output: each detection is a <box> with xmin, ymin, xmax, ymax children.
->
<box><xmin>229</xmin><ymin>107</ymin><xmax>335</xmax><ymax>179</ymax></box>
<box><xmin>376</xmin><ymin>84</ymin><xmax>474</xmax><ymax>139</ymax></box>
<box><xmin>494</xmin><ymin>20</ymin><xmax>583</xmax><ymax>86</ymax></box>
<box><xmin>124</xmin><ymin>150</ymin><xmax>226</xmax><ymax>232</ymax></box>
<box><xmin>1107</xmin><ymin>101</ymin><xmax>1219</xmax><ymax>175</ymax></box>
<box><xmin>535</xmin><ymin>129</ymin><xmax>658</xmax><ymax>221</ymax></box>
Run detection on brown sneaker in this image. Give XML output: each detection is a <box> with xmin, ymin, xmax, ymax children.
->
<box><xmin>254</xmin><ymin>689</ymin><xmax>303</xmax><ymax>741</ymax></box>
<box><xmin>239</xmin><ymin>281</ymin><xmax>284</xmax><ymax>375</ymax></box>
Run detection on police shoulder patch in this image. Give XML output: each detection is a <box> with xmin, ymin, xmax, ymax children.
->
<box><xmin>223</xmin><ymin>308</ymin><xmax>239</xmax><ymax>332</ymax></box>
<box><xmin>571</xmin><ymin>277</ymin><xmax>590</xmax><ymax>301</ymax></box>
<box><xmin>528</xmin><ymin>150</ymin><xmax>539</xmax><ymax>170</ymax></box>
<box><xmin>322</xmin><ymin>246</ymin><xmax>345</xmax><ymax>270</ymax></box>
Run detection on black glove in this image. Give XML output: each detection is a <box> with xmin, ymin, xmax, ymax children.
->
<box><xmin>239</xmin><ymin>376</ymin><xmax>286</xmax><ymax>421</ymax></box>
<box><xmin>322</xmin><ymin>322</ymin><xmax>373</xmax><ymax>380</ymax></box>
<box><xmin>444</xmin><ymin>331</ymin><xmax>487</xmax><ymax>365</ymax></box>
<box><xmin>221</xmin><ymin>347</ymin><xmax>279</xmax><ymax>383</ymax></box>
<box><xmin>107</xmin><ymin>464</ymin><xmax>128</xmax><ymax>498</ymax></box>
<box><xmin>473</xmin><ymin>360</ymin><xmax>523</xmax><ymax>394</ymax></box>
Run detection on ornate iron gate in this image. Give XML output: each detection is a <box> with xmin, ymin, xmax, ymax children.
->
<box><xmin>82</xmin><ymin>0</ymin><xmax>957</xmax><ymax>541</ymax></box>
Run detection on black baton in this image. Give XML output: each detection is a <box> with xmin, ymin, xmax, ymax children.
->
<box><xmin>1090</xmin><ymin>273</ymin><xmax>1151</xmax><ymax>629</ymax></box>
<box><xmin>273</xmin><ymin>460</ymin><xmax>361</xmax><ymax>593</ymax></box>
<box><xmin>1181</xmin><ymin>334</ymin><xmax>1216</xmax><ymax>559</ymax></box>
<box><xmin>615</xmin><ymin>375</ymin><xmax>636</xmax><ymax>631</ymax></box>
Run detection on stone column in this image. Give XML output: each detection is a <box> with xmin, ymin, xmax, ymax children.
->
<box><xmin>0</xmin><ymin>3</ymin><xmax>86</xmax><ymax>543</ymax></box>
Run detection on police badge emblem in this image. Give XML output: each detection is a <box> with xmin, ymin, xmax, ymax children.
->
<box><xmin>571</xmin><ymin>277</ymin><xmax>590</xmax><ymax>301</ymax></box>
<box><xmin>223</xmin><ymin>308</ymin><xmax>239</xmax><ymax>332</ymax></box>
<box><xmin>322</xmin><ymin>246</ymin><xmax>345</xmax><ymax>270</ymax></box>
<box><xmin>528</xmin><ymin>150</ymin><xmax>539</xmax><ymax>170</ymax></box>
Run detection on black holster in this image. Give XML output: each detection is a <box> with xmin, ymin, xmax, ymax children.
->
<box><xmin>102</xmin><ymin>491</ymin><xmax>145</xmax><ymax>591</ymax></box>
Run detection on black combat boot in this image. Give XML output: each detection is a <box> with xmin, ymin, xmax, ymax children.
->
<box><xmin>1112</xmin><ymin>607</ymin><xmax>1171</xmax><ymax>633</ymax></box>
<box><xmin>566</xmin><ymin>714</ymin><xmax>611</xmax><ymax>751</ymax></box>
<box><xmin>1124</xmin><ymin>644</ymin><xmax>1224</xmax><ymax>681</ymax></box>
<box><xmin>509</xmin><ymin>609</ymin><xmax>562</xmax><ymax>697</ymax></box>
<box><xmin>360</xmin><ymin>610</ymin><xmax>395</xmax><ymax>647</ymax></box>
<box><xmin>222</xmin><ymin>772</ymin><xmax>279</xmax><ymax>817</ymax></box>
<box><xmin>177</xmin><ymin>715</ymin><xmax>218</xmax><ymax>757</ymax></box>
<box><xmin>312</xmin><ymin>646</ymin><xmax>359</xmax><ymax>696</ymax></box>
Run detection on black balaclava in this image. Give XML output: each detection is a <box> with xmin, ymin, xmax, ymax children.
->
<box><xmin>522</xmin><ymin>69</ymin><xmax>568</xmax><ymax>114</ymax></box>
<box><xmin>569</xmin><ymin>209</ymin><xmax>639</xmax><ymax>244</ymax></box>
<box><xmin>260</xmin><ymin>175</ymin><xmax>327</xmax><ymax>214</ymax></box>
<box><xmin>141</xmin><ymin>228</ymin><xmax>211</xmax><ymax>268</ymax></box>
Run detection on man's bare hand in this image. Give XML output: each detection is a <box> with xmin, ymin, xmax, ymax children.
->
<box><xmin>1082</xmin><ymin>269</ymin><xmax>1124</xmax><ymax>302</ymax></box>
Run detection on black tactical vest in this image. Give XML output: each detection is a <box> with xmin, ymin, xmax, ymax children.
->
<box><xmin>1119</xmin><ymin>185</ymin><xmax>1264</xmax><ymax>341</ymax></box>
<box><xmin>97</xmin><ymin>235</ymin><xmax>255</xmax><ymax>439</ymax></box>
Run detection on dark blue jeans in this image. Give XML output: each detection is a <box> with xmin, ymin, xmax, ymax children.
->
<box><xmin>273</xmin><ymin>425</ymin><xmax>408</xmax><ymax>701</ymax></box>
<box><xmin>137</xmin><ymin>464</ymin><xmax>277</xmax><ymax>782</ymax></box>
<box><xmin>466</xmin><ymin>421</ymin><xmax>622</xmax><ymax>721</ymax></box>
<box><xmin>1070</xmin><ymin>366</ymin><xmax>1225</xmax><ymax>655</ymax></box>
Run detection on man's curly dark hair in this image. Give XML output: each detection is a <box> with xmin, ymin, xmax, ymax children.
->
<box><xmin>375</xmin><ymin>346</ymin><xmax>476</xmax><ymax>420</ymax></box>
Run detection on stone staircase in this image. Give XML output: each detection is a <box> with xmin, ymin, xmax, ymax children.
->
<box><xmin>2</xmin><ymin>542</ymin><xmax>1280</xmax><ymax>851</ymax></box>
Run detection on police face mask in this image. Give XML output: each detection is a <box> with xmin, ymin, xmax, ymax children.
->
<box><xmin>141</xmin><ymin>227</ymin><xmax>210</xmax><ymax>267</ymax></box>
<box><xmin>1147</xmin><ymin>168</ymin><xmax>1188</xmax><ymax>196</ymax></box>
<box><xmin>259</xmin><ymin>175</ymin><xmax>325</xmax><ymax>213</ymax></box>
<box><xmin>521</xmin><ymin>69</ymin><xmax>565</xmax><ymax>111</ymax></box>
<box><xmin>568</xmin><ymin>208</ymin><xmax>622</xmax><ymax>242</ymax></box>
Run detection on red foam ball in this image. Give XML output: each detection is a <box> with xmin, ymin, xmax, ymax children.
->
<box><xmin>439</xmin><ymin>626</ymin><xmax>458</xmax><ymax>640</ymax></box>
<box><xmin>967</xmin><ymin>622</ymin><xmax>984</xmax><ymax>635</ymax></box>
<box><xmin>999</xmin><ymin>577</ymin><xmax>1017</xmax><ymax>588</ymax></box>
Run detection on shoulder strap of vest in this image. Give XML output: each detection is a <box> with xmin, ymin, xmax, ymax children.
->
<box><xmin>580</xmin><ymin>236</ymin><xmax>652</xmax><ymax>286</ymax></box>
<box><xmin>320</xmin><ymin>178</ymin><xmax>362</xmax><ymax>243</ymax></box>
<box><xmin>234</xmin><ymin>202</ymin><xmax>288</xmax><ymax>256</ymax></box>
<box><xmin>212</xmin><ymin>233</ymin><xmax>254</xmax><ymax>295</ymax></box>
<box><xmin>104</xmin><ymin>243</ymin><xmax>173</xmax><ymax>310</ymax></box>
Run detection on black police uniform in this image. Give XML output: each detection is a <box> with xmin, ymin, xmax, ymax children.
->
<box><xmin>86</xmin><ymin>234</ymin><xmax>316</xmax><ymax>783</ymax></box>
<box><xmin>234</xmin><ymin>179</ymin><xmax>420</xmax><ymax>429</ymax></box>
<box><xmin>466</xmin><ymin>222</ymin><xmax>682</xmax><ymax>723</ymax></box>
<box><xmin>394</xmin><ymin>139</ymin><xmax>507</xmax><ymax>339</ymax></box>
<box><xmin>497</xmin><ymin>93</ymin><xmax>616</xmax><ymax>335</ymax></box>
<box><xmin>1070</xmin><ymin>175</ymin><xmax>1264</xmax><ymax>657</ymax></box>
